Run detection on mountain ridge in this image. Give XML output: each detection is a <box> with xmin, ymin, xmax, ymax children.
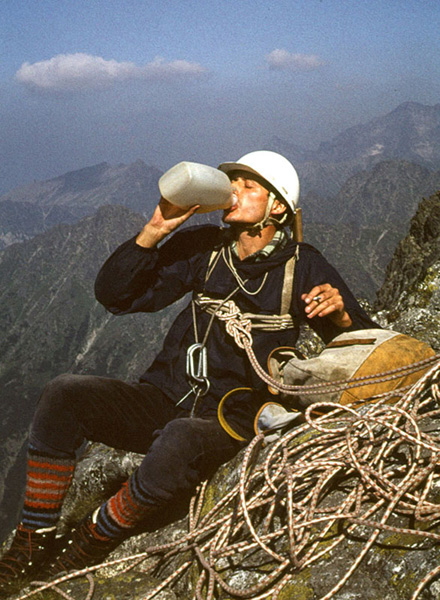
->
<box><xmin>271</xmin><ymin>101</ymin><xmax>440</xmax><ymax>197</ymax></box>
<box><xmin>0</xmin><ymin>205</ymin><xmax>183</xmax><ymax>536</ymax></box>
<box><xmin>0</xmin><ymin>160</ymin><xmax>162</xmax><ymax>248</ymax></box>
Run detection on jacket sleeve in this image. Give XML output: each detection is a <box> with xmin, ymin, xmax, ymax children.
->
<box><xmin>293</xmin><ymin>244</ymin><xmax>379</xmax><ymax>344</ymax></box>
<box><xmin>94</xmin><ymin>227</ymin><xmax>212</xmax><ymax>315</ymax></box>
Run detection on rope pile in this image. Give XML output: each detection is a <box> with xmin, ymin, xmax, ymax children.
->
<box><xmin>19</xmin><ymin>357</ymin><xmax>440</xmax><ymax>600</ymax></box>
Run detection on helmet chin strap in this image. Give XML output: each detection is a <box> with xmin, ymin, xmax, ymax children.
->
<box><xmin>246</xmin><ymin>192</ymin><xmax>293</xmax><ymax>232</ymax></box>
<box><xmin>246</xmin><ymin>192</ymin><xmax>277</xmax><ymax>233</ymax></box>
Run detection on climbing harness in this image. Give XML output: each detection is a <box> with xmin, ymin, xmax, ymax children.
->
<box><xmin>181</xmin><ymin>240</ymin><xmax>298</xmax><ymax>416</ymax></box>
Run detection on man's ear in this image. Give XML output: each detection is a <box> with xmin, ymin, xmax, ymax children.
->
<box><xmin>270</xmin><ymin>199</ymin><xmax>287</xmax><ymax>216</ymax></box>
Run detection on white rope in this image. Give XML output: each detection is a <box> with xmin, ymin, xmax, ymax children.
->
<box><xmin>18</xmin><ymin>363</ymin><xmax>440</xmax><ymax>600</ymax></box>
<box><xmin>16</xmin><ymin>301</ymin><xmax>440</xmax><ymax>600</ymax></box>
<box><xmin>195</xmin><ymin>295</ymin><xmax>295</xmax><ymax>331</ymax></box>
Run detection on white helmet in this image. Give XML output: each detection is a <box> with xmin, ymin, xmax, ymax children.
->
<box><xmin>218</xmin><ymin>150</ymin><xmax>300</xmax><ymax>216</ymax></box>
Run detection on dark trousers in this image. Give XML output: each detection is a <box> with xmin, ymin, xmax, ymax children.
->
<box><xmin>30</xmin><ymin>374</ymin><xmax>245</xmax><ymax>507</ymax></box>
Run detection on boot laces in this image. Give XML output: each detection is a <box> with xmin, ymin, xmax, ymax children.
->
<box><xmin>48</xmin><ymin>517</ymin><xmax>117</xmax><ymax>573</ymax></box>
<box><xmin>0</xmin><ymin>526</ymin><xmax>53</xmax><ymax>580</ymax></box>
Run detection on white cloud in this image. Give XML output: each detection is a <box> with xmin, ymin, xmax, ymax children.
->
<box><xmin>266</xmin><ymin>49</ymin><xmax>325</xmax><ymax>72</ymax></box>
<box><xmin>143</xmin><ymin>56</ymin><xmax>207</xmax><ymax>80</ymax></box>
<box><xmin>15</xmin><ymin>53</ymin><xmax>208</xmax><ymax>92</ymax></box>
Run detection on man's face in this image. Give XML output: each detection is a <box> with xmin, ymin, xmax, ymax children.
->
<box><xmin>222</xmin><ymin>171</ymin><xmax>270</xmax><ymax>226</ymax></box>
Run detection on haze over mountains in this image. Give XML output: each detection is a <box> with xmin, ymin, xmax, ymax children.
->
<box><xmin>272</xmin><ymin>101</ymin><xmax>440</xmax><ymax>197</ymax></box>
<box><xmin>3</xmin><ymin>101</ymin><xmax>440</xmax><ymax>299</ymax></box>
<box><xmin>1</xmin><ymin>101</ymin><xmax>440</xmax><ymax>536</ymax></box>
<box><xmin>2</xmin><ymin>102</ymin><xmax>440</xmax><ymax>244</ymax></box>
<box><xmin>0</xmin><ymin>161</ymin><xmax>162</xmax><ymax>248</ymax></box>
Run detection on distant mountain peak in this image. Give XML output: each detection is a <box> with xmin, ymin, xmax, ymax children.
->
<box><xmin>389</xmin><ymin>100</ymin><xmax>440</xmax><ymax>114</ymax></box>
<box><xmin>0</xmin><ymin>160</ymin><xmax>164</xmax><ymax>249</ymax></box>
<box><xmin>268</xmin><ymin>101</ymin><xmax>440</xmax><ymax>196</ymax></box>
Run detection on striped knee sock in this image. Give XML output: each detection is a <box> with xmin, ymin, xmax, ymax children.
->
<box><xmin>96</xmin><ymin>469</ymin><xmax>155</xmax><ymax>539</ymax></box>
<box><xmin>21</xmin><ymin>446</ymin><xmax>75</xmax><ymax>531</ymax></box>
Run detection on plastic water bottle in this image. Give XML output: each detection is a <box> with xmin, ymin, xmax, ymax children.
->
<box><xmin>158</xmin><ymin>161</ymin><xmax>235</xmax><ymax>213</ymax></box>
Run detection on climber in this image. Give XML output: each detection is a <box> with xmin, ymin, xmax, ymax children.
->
<box><xmin>0</xmin><ymin>151</ymin><xmax>378</xmax><ymax>594</ymax></box>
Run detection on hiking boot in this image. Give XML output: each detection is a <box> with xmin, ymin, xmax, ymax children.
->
<box><xmin>0</xmin><ymin>525</ymin><xmax>56</xmax><ymax>596</ymax></box>
<box><xmin>43</xmin><ymin>512</ymin><xmax>122</xmax><ymax>578</ymax></box>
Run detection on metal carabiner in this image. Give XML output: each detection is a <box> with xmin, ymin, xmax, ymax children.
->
<box><xmin>186</xmin><ymin>343</ymin><xmax>208</xmax><ymax>384</ymax></box>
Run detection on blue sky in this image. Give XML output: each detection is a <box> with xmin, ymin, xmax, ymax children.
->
<box><xmin>1</xmin><ymin>0</ymin><xmax>440</xmax><ymax>193</ymax></box>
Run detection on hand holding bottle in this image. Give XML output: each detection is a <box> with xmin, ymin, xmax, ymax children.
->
<box><xmin>136</xmin><ymin>197</ymin><xmax>200</xmax><ymax>248</ymax></box>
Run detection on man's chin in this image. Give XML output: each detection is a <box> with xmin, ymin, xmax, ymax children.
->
<box><xmin>222</xmin><ymin>214</ymin><xmax>239</xmax><ymax>226</ymax></box>
<box><xmin>222</xmin><ymin>211</ymin><xmax>246</xmax><ymax>224</ymax></box>
<box><xmin>222</xmin><ymin>221</ymin><xmax>251</xmax><ymax>236</ymax></box>
<box><xmin>222</xmin><ymin>214</ymin><xmax>240</xmax><ymax>226</ymax></box>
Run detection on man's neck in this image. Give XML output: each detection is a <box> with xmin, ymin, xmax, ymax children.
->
<box><xmin>233</xmin><ymin>224</ymin><xmax>277</xmax><ymax>260</ymax></box>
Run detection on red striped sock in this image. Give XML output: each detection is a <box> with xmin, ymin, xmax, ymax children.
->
<box><xmin>96</xmin><ymin>470</ymin><xmax>155</xmax><ymax>538</ymax></box>
<box><xmin>21</xmin><ymin>449</ymin><xmax>75</xmax><ymax>531</ymax></box>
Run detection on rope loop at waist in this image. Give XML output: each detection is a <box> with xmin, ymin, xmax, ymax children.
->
<box><xmin>194</xmin><ymin>294</ymin><xmax>296</xmax><ymax>333</ymax></box>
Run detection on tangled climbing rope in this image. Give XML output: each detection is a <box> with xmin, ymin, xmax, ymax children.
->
<box><xmin>17</xmin><ymin>355</ymin><xmax>440</xmax><ymax>600</ymax></box>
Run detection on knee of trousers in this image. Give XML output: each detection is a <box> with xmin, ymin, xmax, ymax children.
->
<box><xmin>150</xmin><ymin>418</ymin><xmax>209</xmax><ymax>463</ymax></box>
<box><xmin>40</xmin><ymin>373</ymin><xmax>91</xmax><ymax>404</ymax></box>
<box><xmin>30</xmin><ymin>374</ymin><xmax>91</xmax><ymax>453</ymax></box>
<box><xmin>136</xmin><ymin>417</ymin><xmax>239</xmax><ymax>505</ymax></box>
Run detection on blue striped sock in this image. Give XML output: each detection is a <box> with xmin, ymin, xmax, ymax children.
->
<box><xmin>21</xmin><ymin>446</ymin><xmax>75</xmax><ymax>531</ymax></box>
<box><xmin>95</xmin><ymin>470</ymin><xmax>155</xmax><ymax>539</ymax></box>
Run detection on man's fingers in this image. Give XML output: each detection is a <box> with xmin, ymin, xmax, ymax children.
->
<box><xmin>302</xmin><ymin>284</ymin><xmax>345</xmax><ymax>319</ymax></box>
<box><xmin>306</xmin><ymin>298</ymin><xmax>332</xmax><ymax>318</ymax></box>
<box><xmin>302</xmin><ymin>284</ymin><xmax>330</xmax><ymax>304</ymax></box>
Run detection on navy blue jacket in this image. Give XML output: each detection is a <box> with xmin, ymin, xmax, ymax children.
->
<box><xmin>95</xmin><ymin>225</ymin><xmax>377</xmax><ymax>435</ymax></box>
